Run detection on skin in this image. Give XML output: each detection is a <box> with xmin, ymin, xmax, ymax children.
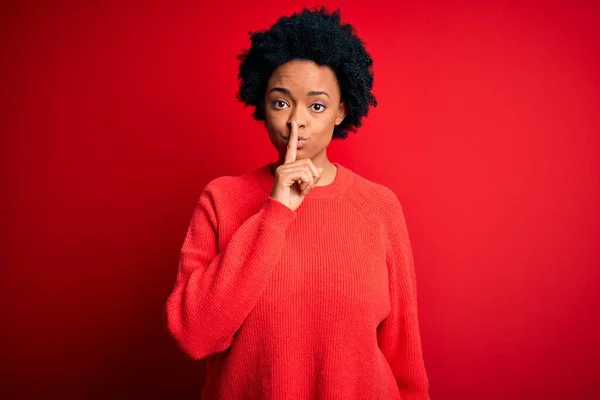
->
<box><xmin>263</xmin><ymin>59</ymin><xmax>347</xmax><ymax>210</ymax></box>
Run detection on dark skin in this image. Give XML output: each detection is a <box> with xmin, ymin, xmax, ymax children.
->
<box><xmin>262</xmin><ymin>59</ymin><xmax>347</xmax><ymax>210</ymax></box>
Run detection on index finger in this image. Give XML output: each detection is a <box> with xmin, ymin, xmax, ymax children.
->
<box><xmin>284</xmin><ymin>121</ymin><xmax>298</xmax><ymax>164</ymax></box>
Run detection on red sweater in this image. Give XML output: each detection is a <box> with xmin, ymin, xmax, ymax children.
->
<box><xmin>165</xmin><ymin>162</ymin><xmax>430</xmax><ymax>399</ymax></box>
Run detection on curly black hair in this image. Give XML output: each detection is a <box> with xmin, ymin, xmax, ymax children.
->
<box><xmin>236</xmin><ymin>6</ymin><xmax>377</xmax><ymax>140</ymax></box>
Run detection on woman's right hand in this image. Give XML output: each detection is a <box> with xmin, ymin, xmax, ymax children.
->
<box><xmin>271</xmin><ymin>121</ymin><xmax>323</xmax><ymax>211</ymax></box>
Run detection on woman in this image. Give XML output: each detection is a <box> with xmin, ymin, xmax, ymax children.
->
<box><xmin>165</xmin><ymin>6</ymin><xmax>430</xmax><ymax>399</ymax></box>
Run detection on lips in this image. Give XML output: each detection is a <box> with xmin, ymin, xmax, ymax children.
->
<box><xmin>295</xmin><ymin>139</ymin><xmax>308</xmax><ymax>149</ymax></box>
<box><xmin>282</xmin><ymin>135</ymin><xmax>309</xmax><ymax>149</ymax></box>
<box><xmin>283</xmin><ymin>135</ymin><xmax>309</xmax><ymax>141</ymax></box>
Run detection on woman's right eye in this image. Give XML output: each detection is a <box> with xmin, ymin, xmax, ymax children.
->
<box><xmin>272</xmin><ymin>100</ymin><xmax>289</xmax><ymax>109</ymax></box>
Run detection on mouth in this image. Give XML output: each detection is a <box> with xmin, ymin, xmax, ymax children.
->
<box><xmin>281</xmin><ymin>135</ymin><xmax>310</xmax><ymax>149</ymax></box>
<box><xmin>282</xmin><ymin>135</ymin><xmax>310</xmax><ymax>141</ymax></box>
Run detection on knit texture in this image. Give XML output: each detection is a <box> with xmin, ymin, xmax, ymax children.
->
<box><xmin>165</xmin><ymin>162</ymin><xmax>430</xmax><ymax>399</ymax></box>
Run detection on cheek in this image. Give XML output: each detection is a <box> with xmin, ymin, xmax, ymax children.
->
<box><xmin>313</xmin><ymin>113</ymin><xmax>337</xmax><ymax>135</ymax></box>
<box><xmin>265</xmin><ymin>110</ymin><xmax>285</xmax><ymax>129</ymax></box>
<box><xmin>264</xmin><ymin>112</ymin><xmax>287</xmax><ymax>144</ymax></box>
<box><xmin>263</xmin><ymin>111</ymin><xmax>276</xmax><ymax>131</ymax></box>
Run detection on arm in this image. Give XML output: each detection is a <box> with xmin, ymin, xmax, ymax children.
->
<box><xmin>165</xmin><ymin>185</ymin><xmax>296</xmax><ymax>359</ymax></box>
<box><xmin>377</xmin><ymin>191</ymin><xmax>430</xmax><ymax>399</ymax></box>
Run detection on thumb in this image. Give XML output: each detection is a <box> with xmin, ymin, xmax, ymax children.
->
<box><xmin>318</xmin><ymin>167</ymin><xmax>324</xmax><ymax>174</ymax></box>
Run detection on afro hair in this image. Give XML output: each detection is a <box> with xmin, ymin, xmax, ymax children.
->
<box><xmin>236</xmin><ymin>6</ymin><xmax>377</xmax><ymax>140</ymax></box>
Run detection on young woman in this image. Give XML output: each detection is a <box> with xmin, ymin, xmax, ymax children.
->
<box><xmin>165</xmin><ymin>7</ymin><xmax>430</xmax><ymax>399</ymax></box>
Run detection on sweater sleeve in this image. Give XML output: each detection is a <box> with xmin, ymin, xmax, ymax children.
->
<box><xmin>165</xmin><ymin>185</ymin><xmax>296</xmax><ymax>360</ymax></box>
<box><xmin>377</xmin><ymin>190</ymin><xmax>430</xmax><ymax>399</ymax></box>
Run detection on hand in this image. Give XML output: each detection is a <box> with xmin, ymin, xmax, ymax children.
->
<box><xmin>271</xmin><ymin>121</ymin><xmax>323</xmax><ymax>211</ymax></box>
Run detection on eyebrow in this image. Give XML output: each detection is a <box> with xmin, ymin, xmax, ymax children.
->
<box><xmin>269</xmin><ymin>87</ymin><xmax>331</xmax><ymax>99</ymax></box>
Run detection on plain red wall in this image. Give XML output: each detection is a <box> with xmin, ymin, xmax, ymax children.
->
<box><xmin>2</xmin><ymin>0</ymin><xmax>599</xmax><ymax>398</ymax></box>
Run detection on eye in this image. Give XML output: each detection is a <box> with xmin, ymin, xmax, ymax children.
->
<box><xmin>272</xmin><ymin>100</ymin><xmax>289</xmax><ymax>109</ymax></box>
<box><xmin>310</xmin><ymin>103</ymin><xmax>326</xmax><ymax>113</ymax></box>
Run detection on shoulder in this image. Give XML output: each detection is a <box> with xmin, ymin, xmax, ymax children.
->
<box><xmin>193</xmin><ymin>167</ymin><xmax>266</xmax><ymax>219</ymax></box>
<box><xmin>338</xmin><ymin>168</ymin><xmax>407</xmax><ymax>234</ymax></box>
<box><xmin>201</xmin><ymin>168</ymin><xmax>263</xmax><ymax>199</ymax></box>
<box><xmin>348</xmin><ymin>171</ymin><xmax>404</xmax><ymax>217</ymax></box>
<box><xmin>347</xmin><ymin>172</ymin><xmax>411</xmax><ymax>247</ymax></box>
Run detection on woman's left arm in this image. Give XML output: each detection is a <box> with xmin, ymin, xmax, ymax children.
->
<box><xmin>377</xmin><ymin>189</ymin><xmax>430</xmax><ymax>400</ymax></box>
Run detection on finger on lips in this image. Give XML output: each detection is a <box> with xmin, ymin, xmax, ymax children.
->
<box><xmin>285</xmin><ymin>121</ymin><xmax>298</xmax><ymax>164</ymax></box>
<box><xmin>283</xmin><ymin>122</ymin><xmax>323</xmax><ymax>195</ymax></box>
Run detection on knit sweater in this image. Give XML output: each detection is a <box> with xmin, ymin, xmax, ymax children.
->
<box><xmin>165</xmin><ymin>162</ymin><xmax>430</xmax><ymax>399</ymax></box>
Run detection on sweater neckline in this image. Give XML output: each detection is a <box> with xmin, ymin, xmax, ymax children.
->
<box><xmin>253</xmin><ymin>161</ymin><xmax>354</xmax><ymax>199</ymax></box>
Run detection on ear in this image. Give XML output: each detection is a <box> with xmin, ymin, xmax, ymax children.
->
<box><xmin>335</xmin><ymin>101</ymin><xmax>347</xmax><ymax>125</ymax></box>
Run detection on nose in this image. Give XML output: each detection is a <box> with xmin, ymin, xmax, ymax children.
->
<box><xmin>287</xmin><ymin>106</ymin><xmax>307</xmax><ymax>131</ymax></box>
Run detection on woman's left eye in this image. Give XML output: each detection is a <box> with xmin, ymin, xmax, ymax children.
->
<box><xmin>311</xmin><ymin>103</ymin><xmax>326</xmax><ymax>112</ymax></box>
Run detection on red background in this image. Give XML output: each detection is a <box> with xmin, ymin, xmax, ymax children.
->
<box><xmin>2</xmin><ymin>0</ymin><xmax>599</xmax><ymax>398</ymax></box>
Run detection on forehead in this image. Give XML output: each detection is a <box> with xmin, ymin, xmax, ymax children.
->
<box><xmin>266</xmin><ymin>60</ymin><xmax>340</xmax><ymax>95</ymax></box>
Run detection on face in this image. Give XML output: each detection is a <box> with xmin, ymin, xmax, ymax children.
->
<box><xmin>263</xmin><ymin>59</ymin><xmax>346</xmax><ymax>161</ymax></box>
